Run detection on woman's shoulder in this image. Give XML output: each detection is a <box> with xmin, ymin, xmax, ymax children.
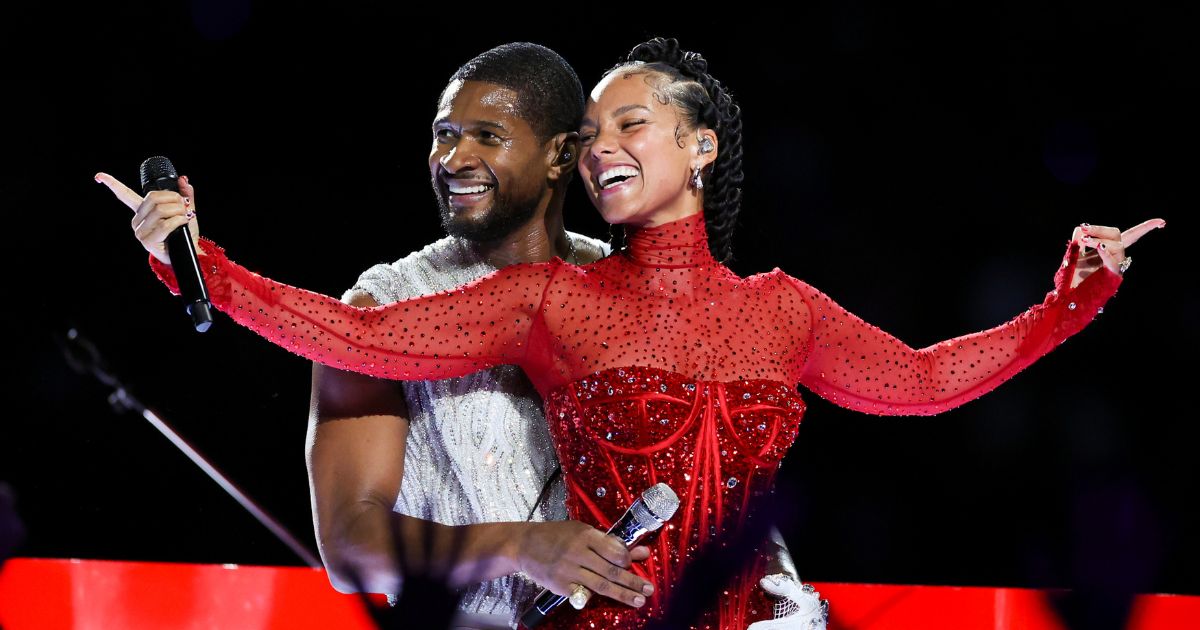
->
<box><xmin>742</xmin><ymin>266</ymin><xmax>796</xmax><ymax>287</ymax></box>
<box><xmin>739</xmin><ymin>268</ymin><xmax>830</xmax><ymax>303</ymax></box>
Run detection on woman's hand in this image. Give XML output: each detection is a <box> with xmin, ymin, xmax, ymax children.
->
<box><xmin>1068</xmin><ymin>218</ymin><xmax>1165</xmax><ymax>289</ymax></box>
<box><xmin>514</xmin><ymin>520</ymin><xmax>654</xmax><ymax>609</ymax></box>
<box><xmin>95</xmin><ymin>172</ymin><xmax>201</xmax><ymax>265</ymax></box>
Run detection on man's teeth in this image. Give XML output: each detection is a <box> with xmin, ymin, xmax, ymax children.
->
<box><xmin>600</xmin><ymin>166</ymin><xmax>639</xmax><ymax>189</ymax></box>
<box><xmin>448</xmin><ymin>183</ymin><xmax>493</xmax><ymax>194</ymax></box>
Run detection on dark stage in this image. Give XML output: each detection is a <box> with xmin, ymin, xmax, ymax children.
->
<box><xmin>3</xmin><ymin>1</ymin><xmax>1194</xmax><ymax>628</ymax></box>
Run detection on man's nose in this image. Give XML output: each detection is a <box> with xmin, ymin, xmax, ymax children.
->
<box><xmin>440</xmin><ymin>145</ymin><xmax>479</xmax><ymax>173</ymax></box>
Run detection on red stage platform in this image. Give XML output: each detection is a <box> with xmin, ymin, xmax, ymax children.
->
<box><xmin>1</xmin><ymin>558</ymin><xmax>1195</xmax><ymax>629</ymax></box>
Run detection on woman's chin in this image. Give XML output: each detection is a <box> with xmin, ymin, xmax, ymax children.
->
<box><xmin>599</xmin><ymin>205</ymin><xmax>637</xmax><ymax>227</ymax></box>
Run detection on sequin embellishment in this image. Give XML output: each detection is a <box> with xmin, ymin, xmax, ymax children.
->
<box><xmin>147</xmin><ymin>210</ymin><xmax>1125</xmax><ymax>629</ymax></box>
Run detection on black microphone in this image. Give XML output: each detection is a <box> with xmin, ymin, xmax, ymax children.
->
<box><xmin>519</xmin><ymin>483</ymin><xmax>680</xmax><ymax>629</ymax></box>
<box><xmin>140</xmin><ymin>156</ymin><xmax>213</xmax><ymax>332</ymax></box>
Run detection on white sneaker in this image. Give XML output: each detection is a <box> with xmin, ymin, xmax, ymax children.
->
<box><xmin>745</xmin><ymin>574</ymin><xmax>829</xmax><ymax>630</ymax></box>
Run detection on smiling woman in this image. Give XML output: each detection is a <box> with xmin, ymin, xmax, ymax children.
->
<box><xmin>578</xmin><ymin>72</ymin><xmax>722</xmax><ymax>234</ymax></box>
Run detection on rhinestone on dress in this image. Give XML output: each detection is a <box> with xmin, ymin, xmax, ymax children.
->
<box><xmin>596</xmin><ymin>487</ymin><xmax>606</xmax><ymax>498</ymax></box>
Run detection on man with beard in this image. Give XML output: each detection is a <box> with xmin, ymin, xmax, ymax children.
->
<box><xmin>306</xmin><ymin>43</ymin><xmax>648</xmax><ymax>629</ymax></box>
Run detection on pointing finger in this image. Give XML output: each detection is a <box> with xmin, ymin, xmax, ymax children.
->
<box><xmin>1121</xmin><ymin>218</ymin><xmax>1167</xmax><ymax>248</ymax></box>
<box><xmin>95</xmin><ymin>172</ymin><xmax>144</xmax><ymax>212</ymax></box>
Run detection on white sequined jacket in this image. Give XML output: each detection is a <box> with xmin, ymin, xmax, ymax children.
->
<box><xmin>341</xmin><ymin>232</ymin><xmax>609</xmax><ymax>629</ymax></box>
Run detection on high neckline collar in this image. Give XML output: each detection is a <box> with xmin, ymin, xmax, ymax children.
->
<box><xmin>623</xmin><ymin>211</ymin><xmax>717</xmax><ymax>268</ymax></box>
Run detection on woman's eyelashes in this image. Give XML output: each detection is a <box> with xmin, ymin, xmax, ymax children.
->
<box><xmin>579</xmin><ymin>120</ymin><xmax>647</xmax><ymax>145</ymax></box>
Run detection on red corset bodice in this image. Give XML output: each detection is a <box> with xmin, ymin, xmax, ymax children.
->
<box><xmin>540</xmin><ymin>366</ymin><xmax>803</xmax><ymax>627</ymax></box>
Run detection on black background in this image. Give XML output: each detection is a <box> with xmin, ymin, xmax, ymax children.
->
<box><xmin>5</xmin><ymin>0</ymin><xmax>1195</xmax><ymax>598</ymax></box>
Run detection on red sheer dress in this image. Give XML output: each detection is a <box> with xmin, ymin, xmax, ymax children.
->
<box><xmin>149</xmin><ymin>211</ymin><xmax>1123</xmax><ymax>629</ymax></box>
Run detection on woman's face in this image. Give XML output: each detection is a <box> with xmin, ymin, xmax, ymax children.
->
<box><xmin>579</xmin><ymin>70</ymin><xmax>717</xmax><ymax>228</ymax></box>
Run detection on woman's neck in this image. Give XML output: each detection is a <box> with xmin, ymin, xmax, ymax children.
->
<box><xmin>623</xmin><ymin>211</ymin><xmax>716</xmax><ymax>268</ymax></box>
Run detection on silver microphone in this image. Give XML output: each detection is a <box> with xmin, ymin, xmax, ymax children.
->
<box><xmin>519</xmin><ymin>483</ymin><xmax>680</xmax><ymax>628</ymax></box>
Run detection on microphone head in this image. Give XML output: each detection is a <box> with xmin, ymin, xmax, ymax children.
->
<box><xmin>139</xmin><ymin>156</ymin><xmax>179</xmax><ymax>195</ymax></box>
<box><xmin>632</xmin><ymin>483</ymin><xmax>679</xmax><ymax>531</ymax></box>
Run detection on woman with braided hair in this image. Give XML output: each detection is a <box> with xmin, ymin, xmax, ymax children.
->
<box><xmin>103</xmin><ymin>37</ymin><xmax>1161</xmax><ymax>629</ymax></box>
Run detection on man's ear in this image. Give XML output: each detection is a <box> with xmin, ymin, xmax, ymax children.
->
<box><xmin>548</xmin><ymin>131</ymin><xmax>581</xmax><ymax>182</ymax></box>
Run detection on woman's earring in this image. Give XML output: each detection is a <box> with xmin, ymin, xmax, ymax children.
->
<box><xmin>692</xmin><ymin>165</ymin><xmax>704</xmax><ymax>190</ymax></box>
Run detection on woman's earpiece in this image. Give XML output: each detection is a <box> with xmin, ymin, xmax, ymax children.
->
<box><xmin>698</xmin><ymin>135</ymin><xmax>714</xmax><ymax>154</ymax></box>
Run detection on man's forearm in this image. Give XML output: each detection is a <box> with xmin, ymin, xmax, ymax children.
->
<box><xmin>322</xmin><ymin>502</ymin><xmax>524</xmax><ymax>594</ymax></box>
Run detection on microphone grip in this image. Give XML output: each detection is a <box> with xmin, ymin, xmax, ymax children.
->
<box><xmin>519</xmin><ymin>509</ymin><xmax>657</xmax><ymax>629</ymax></box>
<box><xmin>520</xmin><ymin>590</ymin><xmax>569</xmax><ymax>629</ymax></box>
<box><xmin>165</xmin><ymin>223</ymin><xmax>213</xmax><ymax>332</ymax></box>
<box><xmin>144</xmin><ymin>169</ymin><xmax>213</xmax><ymax>333</ymax></box>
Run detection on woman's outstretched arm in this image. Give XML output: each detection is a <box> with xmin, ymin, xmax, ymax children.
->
<box><xmin>148</xmin><ymin>236</ymin><xmax>552</xmax><ymax>381</ymax></box>
<box><xmin>784</xmin><ymin>226</ymin><xmax>1152</xmax><ymax>416</ymax></box>
<box><xmin>99</xmin><ymin>171</ymin><xmax>552</xmax><ymax>382</ymax></box>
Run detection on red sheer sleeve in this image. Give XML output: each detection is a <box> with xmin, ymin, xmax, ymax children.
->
<box><xmin>787</xmin><ymin>238</ymin><xmax>1124</xmax><ymax>415</ymax></box>
<box><xmin>147</xmin><ymin>237</ymin><xmax>553</xmax><ymax>381</ymax></box>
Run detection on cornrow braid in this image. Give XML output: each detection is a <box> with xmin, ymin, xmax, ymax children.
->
<box><xmin>604</xmin><ymin>37</ymin><xmax>744</xmax><ymax>263</ymax></box>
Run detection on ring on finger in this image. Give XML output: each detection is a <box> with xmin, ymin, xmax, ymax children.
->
<box><xmin>569</xmin><ymin>583</ymin><xmax>591</xmax><ymax>610</ymax></box>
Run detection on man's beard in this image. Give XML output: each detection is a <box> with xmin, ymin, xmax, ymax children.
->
<box><xmin>434</xmin><ymin>182</ymin><xmax>541</xmax><ymax>243</ymax></box>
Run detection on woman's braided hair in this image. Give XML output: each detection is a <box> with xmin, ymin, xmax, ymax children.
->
<box><xmin>604</xmin><ymin>37</ymin><xmax>744</xmax><ymax>263</ymax></box>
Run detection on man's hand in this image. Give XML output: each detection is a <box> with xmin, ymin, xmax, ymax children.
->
<box><xmin>514</xmin><ymin>520</ymin><xmax>654</xmax><ymax>609</ymax></box>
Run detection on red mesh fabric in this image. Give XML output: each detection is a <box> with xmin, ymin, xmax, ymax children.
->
<box><xmin>148</xmin><ymin>211</ymin><xmax>1122</xmax><ymax>628</ymax></box>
